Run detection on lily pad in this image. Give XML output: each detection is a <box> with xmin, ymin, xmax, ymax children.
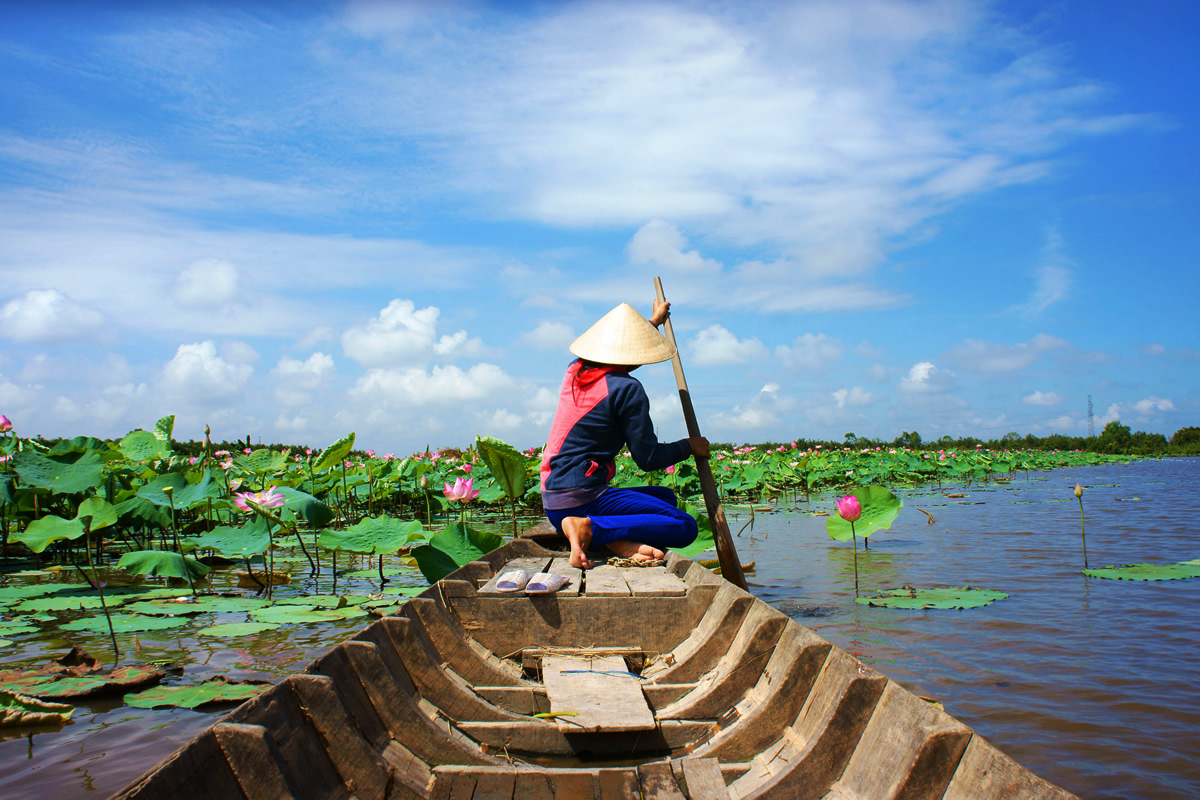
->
<box><xmin>0</xmin><ymin>691</ymin><xmax>74</xmax><ymax>727</ymax></box>
<box><xmin>196</xmin><ymin>622</ymin><xmax>282</xmax><ymax>637</ymax></box>
<box><xmin>381</xmin><ymin>585</ymin><xmax>428</xmax><ymax>597</ymax></box>
<box><xmin>125</xmin><ymin>676</ymin><xmax>270</xmax><ymax>710</ymax></box>
<box><xmin>272</xmin><ymin>594</ymin><xmax>346</xmax><ymax>608</ymax></box>
<box><xmin>0</xmin><ymin>663</ymin><xmax>164</xmax><ymax>700</ymax></box>
<box><xmin>1082</xmin><ymin>560</ymin><xmax>1200</xmax><ymax>581</ymax></box>
<box><xmin>16</xmin><ymin>595</ymin><xmax>107</xmax><ymax>612</ymax></box>
<box><xmin>60</xmin><ymin>614</ymin><xmax>190</xmax><ymax>634</ymax></box>
<box><xmin>250</xmin><ymin>605</ymin><xmax>364</xmax><ymax>624</ymax></box>
<box><xmin>856</xmin><ymin>586</ymin><xmax>1009</xmax><ymax>610</ymax></box>
<box><xmin>0</xmin><ymin>583</ymin><xmax>82</xmax><ymax>602</ymax></box>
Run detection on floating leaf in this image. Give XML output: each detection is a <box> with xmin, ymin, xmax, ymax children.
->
<box><xmin>117</xmin><ymin>551</ymin><xmax>211</xmax><ymax>581</ymax></box>
<box><xmin>827</xmin><ymin>486</ymin><xmax>903</xmax><ymax>542</ymax></box>
<box><xmin>318</xmin><ymin>516</ymin><xmax>425</xmax><ymax>556</ymax></box>
<box><xmin>1082</xmin><ymin>560</ymin><xmax>1200</xmax><ymax>581</ymax></box>
<box><xmin>476</xmin><ymin>435</ymin><xmax>527</xmax><ymax>500</ymax></box>
<box><xmin>0</xmin><ymin>691</ymin><xmax>74</xmax><ymax>727</ymax></box>
<box><xmin>272</xmin><ymin>595</ymin><xmax>346</xmax><ymax>608</ymax></box>
<box><xmin>124</xmin><ymin>677</ymin><xmax>269</xmax><ymax>709</ymax></box>
<box><xmin>17</xmin><ymin>594</ymin><xmax>106</xmax><ymax>612</ymax></box>
<box><xmin>60</xmin><ymin>614</ymin><xmax>190</xmax><ymax>633</ymax></box>
<box><xmin>0</xmin><ymin>583</ymin><xmax>84</xmax><ymax>602</ymax></box>
<box><xmin>381</xmin><ymin>585</ymin><xmax>427</xmax><ymax>597</ymax></box>
<box><xmin>314</xmin><ymin>433</ymin><xmax>355</xmax><ymax>471</ymax></box>
<box><xmin>250</xmin><ymin>605</ymin><xmax>364</xmax><ymax>624</ymax></box>
<box><xmin>0</xmin><ymin>664</ymin><xmax>164</xmax><ymax>701</ymax></box>
<box><xmin>856</xmin><ymin>586</ymin><xmax>1008</xmax><ymax>610</ymax></box>
<box><xmin>196</xmin><ymin>622</ymin><xmax>281</xmax><ymax>637</ymax></box>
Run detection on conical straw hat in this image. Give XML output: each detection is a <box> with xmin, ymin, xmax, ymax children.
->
<box><xmin>569</xmin><ymin>303</ymin><xmax>677</xmax><ymax>366</ymax></box>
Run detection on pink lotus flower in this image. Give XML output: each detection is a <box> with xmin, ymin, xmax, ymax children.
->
<box><xmin>219</xmin><ymin>458</ymin><xmax>234</xmax><ymax>470</ymax></box>
<box><xmin>836</xmin><ymin>495</ymin><xmax>862</xmax><ymax>522</ymax></box>
<box><xmin>443</xmin><ymin>477</ymin><xmax>480</xmax><ymax>503</ymax></box>
<box><xmin>305</xmin><ymin>448</ymin><xmax>313</xmax><ymax>456</ymax></box>
<box><xmin>232</xmin><ymin>486</ymin><xmax>287</xmax><ymax>513</ymax></box>
<box><xmin>0</xmin><ymin>415</ymin><xmax>11</xmax><ymax>432</ymax></box>
<box><xmin>366</xmin><ymin>449</ymin><xmax>375</xmax><ymax>457</ymax></box>
<box><xmin>462</xmin><ymin>463</ymin><xmax>473</xmax><ymax>473</ymax></box>
<box><xmin>243</xmin><ymin>447</ymin><xmax>253</xmax><ymax>454</ymax></box>
<box><xmin>665</xmin><ymin>465</ymin><xmax>675</xmax><ymax>474</ymax></box>
<box><xmin>215</xmin><ymin>449</ymin><xmax>230</xmax><ymax>457</ymax></box>
<box><xmin>188</xmin><ymin>456</ymin><xmax>199</xmax><ymax>465</ymax></box>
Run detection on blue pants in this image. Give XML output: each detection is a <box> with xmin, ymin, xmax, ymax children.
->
<box><xmin>545</xmin><ymin>486</ymin><xmax>698</xmax><ymax>550</ymax></box>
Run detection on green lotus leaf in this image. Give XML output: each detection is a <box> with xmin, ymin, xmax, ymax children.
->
<box><xmin>135</xmin><ymin>472</ymin><xmax>190</xmax><ymax>506</ymax></box>
<box><xmin>339</xmin><ymin>567</ymin><xmax>403</xmax><ymax>578</ymax></box>
<box><xmin>475</xmin><ymin>435</ymin><xmax>527</xmax><ymax>500</ymax></box>
<box><xmin>272</xmin><ymin>595</ymin><xmax>346</xmax><ymax>608</ymax></box>
<box><xmin>47</xmin><ymin>436</ymin><xmax>109</xmax><ymax>457</ymax></box>
<box><xmin>381</xmin><ymin>585</ymin><xmax>427</xmax><ymax>597</ymax></box>
<box><xmin>0</xmin><ymin>626</ymin><xmax>38</xmax><ymax>637</ymax></box>
<box><xmin>411</xmin><ymin>522</ymin><xmax>504</xmax><ymax>584</ymax></box>
<box><xmin>250</xmin><ymin>605</ymin><xmax>363</xmax><ymax>624</ymax></box>
<box><xmin>120</xmin><ymin>600</ymin><xmax>207</xmax><ymax>616</ymax></box>
<box><xmin>318</xmin><ymin>516</ymin><xmax>425</xmax><ymax>556</ymax></box>
<box><xmin>173</xmin><ymin>470</ymin><xmax>223</xmax><ymax>509</ymax></box>
<box><xmin>0</xmin><ymin>640</ymin><xmax>10</xmax><ymax>648</ymax></box>
<box><xmin>827</xmin><ymin>486</ymin><xmax>903</xmax><ymax>542</ymax></box>
<box><xmin>60</xmin><ymin>614</ymin><xmax>190</xmax><ymax>633</ymax></box>
<box><xmin>314</xmin><ymin>433</ymin><xmax>355</xmax><ymax>471</ymax></box>
<box><xmin>117</xmin><ymin>550</ymin><xmax>211</xmax><ymax>581</ymax></box>
<box><xmin>0</xmin><ymin>690</ymin><xmax>74</xmax><ymax>726</ymax></box>
<box><xmin>0</xmin><ymin>583</ymin><xmax>81</xmax><ymax>602</ymax></box>
<box><xmin>153</xmin><ymin>415</ymin><xmax>175</xmax><ymax>442</ymax></box>
<box><xmin>76</xmin><ymin>496</ymin><xmax>118</xmax><ymax>531</ymax></box>
<box><xmin>274</xmin><ymin>486</ymin><xmax>335</xmax><ymax>527</ymax></box>
<box><xmin>856</xmin><ymin>586</ymin><xmax>1008</xmax><ymax>610</ymax></box>
<box><xmin>409</xmin><ymin>546</ymin><xmax>459</xmax><ymax>585</ymax></box>
<box><xmin>669</xmin><ymin>501</ymin><xmax>715</xmax><ymax>558</ymax></box>
<box><xmin>16</xmin><ymin>594</ymin><xmax>106</xmax><ymax>612</ymax></box>
<box><xmin>122</xmin><ymin>595</ymin><xmax>270</xmax><ymax>616</ymax></box>
<box><xmin>359</xmin><ymin>597</ymin><xmax>404</xmax><ymax>609</ymax></box>
<box><xmin>13</xmin><ymin>449</ymin><xmax>105</xmax><ymax>494</ymax></box>
<box><xmin>124</xmin><ymin>677</ymin><xmax>268</xmax><ymax>709</ymax></box>
<box><xmin>119</xmin><ymin>430</ymin><xmax>173</xmax><ymax>462</ymax></box>
<box><xmin>10</xmin><ymin>515</ymin><xmax>86</xmax><ymax>554</ymax></box>
<box><xmin>196</xmin><ymin>622</ymin><xmax>281</xmax><ymax>637</ymax></box>
<box><xmin>233</xmin><ymin>448</ymin><xmax>288</xmax><ymax>473</ymax></box>
<box><xmin>1082</xmin><ymin>560</ymin><xmax>1200</xmax><ymax>581</ymax></box>
<box><xmin>114</xmin><ymin>496</ymin><xmax>172</xmax><ymax>530</ymax></box>
<box><xmin>192</xmin><ymin>517</ymin><xmax>272</xmax><ymax>558</ymax></box>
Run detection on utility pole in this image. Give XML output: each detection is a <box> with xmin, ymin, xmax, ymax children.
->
<box><xmin>1087</xmin><ymin>395</ymin><xmax>1094</xmax><ymax>438</ymax></box>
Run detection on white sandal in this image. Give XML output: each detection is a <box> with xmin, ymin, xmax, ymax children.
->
<box><xmin>496</xmin><ymin>570</ymin><xmax>532</xmax><ymax>592</ymax></box>
<box><xmin>525</xmin><ymin>572</ymin><xmax>570</xmax><ymax>595</ymax></box>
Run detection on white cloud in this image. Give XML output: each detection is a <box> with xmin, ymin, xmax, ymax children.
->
<box><xmin>1022</xmin><ymin>390</ymin><xmax>1062</xmax><ymax>407</ymax></box>
<box><xmin>948</xmin><ymin>333</ymin><xmax>1068</xmax><ymax>372</ymax></box>
<box><xmin>349</xmin><ymin>363</ymin><xmax>515</xmax><ymax>407</ymax></box>
<box><xmin>898</xmin><ymin>361</ymin><xmax>954</xmax><ymax>393</ymax></box>
<box><xmin>173</xmin><ymin>258</ymin><xmax>240</xmax><ymax>307</ymax></box>
<box><xmin>776</xmin><ymin>333</ymin><xmax>843</xmax><ymax>370</ymax></box>
<box><xmin>159</xmin><ymin>341</ymin><xmax>254</xmax><ymax>400</ymax></box>
<box><xmin>854</xmin><ymin>339</ymin><xmax>883</xmax><ymax>359</ymax></box>
<box><xmin>628</xmin><ymin>221</ymin><xmax>721</xmax><ymax>272</ymax></box>
<box><xmin>691</xmin><ymin>325</ymin><xmax>766</xmax><ymax>365</ymax></box>
<box><xmin>832</xmin><ymin>386</ymin><xmax>875</xmax><ymax>408</ymax></box>
<box><xmin>0</xmin><ymin>289</ymin><xmax>104</xmax><ymax>343</ymax></box>
<box><xmin>272</xmin><ymin>352</ymin><xmax>336</xmax><ymax>407</ymax></box>
<box><xmin>1132</xmin><ymin>396</ymin><xmax>1174</xmax><ymax>413</ymax></box>
<box><xmin>1139</xmin><ymin>343</ymin><xmax>1166</xmax><ymax>356</ymax></box>
<box><xmin>520</xmin><ymin>321</ymin><xmax>576</xmax><ymax>351</ymax></box>
<box><xmin>341</xmin><ymin>299</ymin><xmax>441</xmax><ymax>367</ymax></box>
<box><xmin>432</xmin><ymin>329</ymin><xmax>487</xmax><ymax>359</ymax></box>
<box><xmin>1011</xmin><ymin>228</ymin><xmax>1073</xmax><ymax>317</ymax></box>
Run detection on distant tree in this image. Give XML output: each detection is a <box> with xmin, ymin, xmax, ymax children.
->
<box><xmin>893</xmin><ymin>430</ymin><xmax>923</xmax><ymax>450</ymax></box>
<box><xmin>1170</xmin><ymin>426</ymin><xmax>1200</xmax><ymax>455</ymax></box>
<box><xmin>1096</xmin><ymin>420</ymin><xmax>1133</xmax><ymax>454</ymax></box>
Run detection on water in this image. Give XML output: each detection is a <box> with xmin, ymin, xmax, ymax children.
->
<box><xmin>1</xmin><ymin>459</ymin><xmax>1197</xmax><ymax>799</ymax></box>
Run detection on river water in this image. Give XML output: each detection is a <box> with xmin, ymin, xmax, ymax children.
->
<box><xmin>1</xmin><ymin>457</ymin><xmax>1197</xmax><ymax>798</ymax></box>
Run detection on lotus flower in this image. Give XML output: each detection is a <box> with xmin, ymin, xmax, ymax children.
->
<box><xmin>665</xmin><ymin>465</ymin><xmax>676</xmax><ymax>474</ymax></box>
<box><xmin>443</xmin><ymin>477</ymin><xmax>480</xmax><ymax>503</ymax></box>
<box><xmin>0</xmin><ymin>414</ymin><xmax>11</xmax><ymax>432</ymax></box>
<box><xmin>233</xmin><ymin>486</ymin><xmax>287</xmax><ymax>513</ymax></box>
<box><xmin>462</xmin><ymin>463</ymin><xmax>473</xmax><ymax>473</ymax></box>
<box><xmin>836</xmin><ymin>494</ymin><xmax>862</xmax><ymax>522</ymax></box>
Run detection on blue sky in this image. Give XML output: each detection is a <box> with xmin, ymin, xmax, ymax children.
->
<box><xmin>1</xmin><ymin>0</ymin><xmax>1196</xmax><ymax>454</ymax></box>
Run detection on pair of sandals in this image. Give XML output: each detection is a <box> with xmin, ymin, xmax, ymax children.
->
<box><xmin>496</xmin><ymin>569</ymin><xmax>570</xmax><ymax>594</ymax></box>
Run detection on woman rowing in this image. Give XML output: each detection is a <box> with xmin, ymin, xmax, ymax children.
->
<box><xmin>539</xmin><ymin>299</ymin><xmax>707</xmax><ymax>569</ymax></box>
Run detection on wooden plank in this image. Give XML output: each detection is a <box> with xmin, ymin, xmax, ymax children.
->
<box><xmin>598</xmin><ymin>768</ymin><xmax>640</xmax><ymax>798</ymax></box>
<box><xmin>638</xmin><ymin>761</ymin><xmax>687</xmax><ymax>800</ymax></box>
<box><xmin>472</xmin><ymin>770</ymin><xmax>517</xmax><ymax>799</ymax></box>
<box><xmin>620</xmin><ymin>566</ymin><xmax>687</xmax><ymax>597</ymax></box>
<box><xmin>543</xmin><ymin>557</ymin><xmax>583</xmax><ymax>596</ymax></box>
<box><xmin>542</xmin><ymin>654</ymin><xmax>655</xmax><ymax>733</ymax></box>
<box><xmin>680</xmin><ymin>757</ymin><xmax>730</xmax><ymax>800</ymax></box>
<box><xmin>583</xmin><ymin>564</ymin><xmax>631</xmax><ymax>597</ymax></box>
<box><xmin>477</xmin><ymin>557</ymin><xmax>554</xmax><ymax>596</ymax></box>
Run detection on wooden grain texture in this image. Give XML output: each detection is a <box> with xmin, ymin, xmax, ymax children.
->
<box><xmin>582</xmin><ymin>564</ymin><xmax>630</xmax><ymax>596</ymax></box>
<box><xmin>943</xmin><ymin>735</ymin><xmax>1079</xmax><ymax>800</ymax></box>
<box><xmin>639</xmin><ymin>761</ymin><xmax>688</xmax><ymax>800</ymax></box>
<box><xmin>542</xmin><ymin>654</ymin><xmax>655</xmax><ymax>733</ymax></box>
<box><xmin>477</xmin><ymin>557</ymin><xmax>554</xmax><ymax>596</ymax></box>
<box><xmin>543</xmin><ymin>557</ymin><xmax>583</xmax><ymax>596</ymax></box>
<box><xmin>680</xmin><ymin>756</ymin><xmax>731</xmax><ymax>799</ymax></box>
<box><xmin>620</xmin><ymin>566</ymin><xmax>688</xmax><ymax>597</ymax></box>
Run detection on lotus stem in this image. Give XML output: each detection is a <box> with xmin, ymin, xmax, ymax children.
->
<box><xmin>378</xmin><ymin>554</ymin><xmax>387</xmax><ymax>589</ymax></box>
<box><xmin>851</xmin><ymin>520</ymin><xmax>859</xmax><ymax>598</ymax></box>
<box><xmin>1076</xmin><ymin>486</ymin><xmax>1088</xmax><ymax>570</ymax></box>
<box><xmin>82</xmin><ymin>527</ymin><xmax>120</xmax><ymax>666</ymax></box>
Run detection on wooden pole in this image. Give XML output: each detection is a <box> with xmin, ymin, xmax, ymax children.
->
<box><xmin>654</xmin><ymin>277</ymin><xmax>748</xmax><ymax>591</ymax></box>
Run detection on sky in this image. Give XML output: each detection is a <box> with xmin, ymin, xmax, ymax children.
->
<box><xmin>1</xmin><ymin>0</ymin><xmax>1197</xmax><ymax>455</ymax></box>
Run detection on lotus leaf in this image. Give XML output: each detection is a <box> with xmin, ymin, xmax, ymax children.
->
<box><xmin>119</xmin><ymin>430</ymin><xmax>173</xmax><ymax>462</ymax></box>
<box><xmin>826</xmin><ymin>486</ymin><xmax>903</xmax><ymax>542</ymax></box>
<box><xmin>60</xmin><ymin>614</ymin><xmax>189</xmax><ymax>633</ymax></box>
<box><xmin>250</xmin><ymin>605</ymin><xmax>363</xmax><ymax>624</ymax></box>
<box><xmin>340</xmin><ymin>567</ymin><xmax>403</xmax><ymax>578</ymax></box>
<box><xmin>0</xmin><ymin>626</ymin><xmax>37</xmax><ymax>637</ymax></box>
<box><xmin>856</xmin><ymin>586</ymin><xmax>1009</xmax><ymax>610</ymax></box>
<box><xmin>411</xmin><ymin>522</ymin><xmax>504</xmax><ymax>584</ymax></box>
<box><xmin>0</xmin><ymin>583</ymin><xmax>81</xmax><ymax>601</ymax></box>
<box><xmin>476</xmin><ymin>435</ymin><xmax>527</xmax><ymax>500</ymax></box>
<box><xmin>273</xmin><ymin>595</ymin><xmax>346</xmax><ymax>608</ymax></box>
<box><xmin>381</xmin><ymin>585</ymin><xmax>427</xmax><ymax>597</ymax></box>
<box><xmin>120</xmin><ymin>601</ymin><xmax>207</xmax><ymax>616</ymax></box>
<box><xmin>192</xmin><ymin>517</ymin><xmax>272</xmax><ymax>558</ymax></box>
<box><xmin>233</xmin><ymin>448</ymin><xmax>288</xmax><ymax>473</ymax></box>
<box><xmin>0</xmin><ymin>639</ymin><xmax>10</xmax><ymax>648</ymax></box>
<box><xmin>318</xmin><ymin>516</ymin><xmax>425</xmax><ymax>556</ymax></box>
<box><xmin>274</xmin><ymin>487</ymin><xmax>335</xmax><ymax>527</ymax></box>
<box><xmin>670</xmin><ymin>502</ymin><xmax>715</xmax><ymax>558</ymax></box>
<box><xmin>47</xmin><ymin>436</ymin><xmax>108</xmax><ymax>457</ymax></box>
<box><xmin>9</xmin><ymin>515</ymin><xmax>87</xmax><ymax>554</ymax></box>
<box><xmin>173</xmin><ymin>470</ymin><xmax>223</xmax><ymax>509</ymax></box>
<box><xmin>314</xmin><ymin>433</ymin><xmax>355</xmax><ymax>471</ymax></box>
<box><xmin>114</xmin><ymin>496</ymin><xmax>172</xmax><ymax>529</ymax></box>
<box><xmin>1082</xmin><ymin>560</ymin><xmax>1200</xmax><ymax>581</ymax></box>
<box><xmin>0</xmin><ymin>664</ymin><xmax>164</xmax><ymax>700</ymax></box>
<box><xmin>17</xmin><ymin>594</ymin><xmax>106</xmax><ymax>612</ymax></box>
<box><xmin>124</xmin><ymin>677</ymin><xmax>269</xmax><ymax>709</ymax></box>
<box><xmin>196</xmin><ymin>622</ymin><xmax>281</xmax><ymax>637</ymax></box>
<box><xmin>13</xmin><ymin>449</ymin><xmax>105</xmax><ymax>494</ymax></box>
<box><xmin>359</xmin><ymin>597</ymin><xmax>404</xmax><ymax>609</ymax></box>
<box><xmin>117</xmin><ymin>551</ymin><xmax>211</xmax><ymax>581</ymax></box>
<box><xmin>135</xmin><ymin>472</ymin><xmax>190</xmax><ymax>506</ymax></box>
<box><xmin>0</xmin><ymin>691</ymin><xmax>74</xmax><ymax>727</ymax></box>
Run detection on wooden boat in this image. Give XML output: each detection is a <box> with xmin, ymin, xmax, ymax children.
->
<box><xmin>114</xmin><ymin>533</ymin><xmax>1077</xmax><ymax>799</ymax></box>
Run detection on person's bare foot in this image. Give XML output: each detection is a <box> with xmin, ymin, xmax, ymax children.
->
<box><xmin>607</xmin><ymin>540</ymin><xmax>665</xmax><ymax>562</ymax></box>
<box><xmin>561</xmin><ymin>517</ymin><xmax>595</xmax><ymax>569</ymax></box>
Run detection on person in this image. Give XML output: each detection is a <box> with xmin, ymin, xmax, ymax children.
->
<box><xmin>539</xmin><ymin>298</ymin><xmax>709</xmax><ymax>569</ymax></box>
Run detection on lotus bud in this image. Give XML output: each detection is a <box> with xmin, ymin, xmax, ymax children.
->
<box><xmin>419</xmin><ymin>474</ymin><xmax>430</xmax><ymax>491</ymax></box>
<box><xmin>0</xmin><ymin>414</ymin><xmax>11</xmax><ymax>433</ymax></box>
<box><xmin>1074</xmin><ymin>483</ymin><xmax>1083</xmax><ymax>498</ymax></box>
<box><xmin>162</xmin><ymin>486</ymin><xmax>174</xmax><ymax>496</ymax></box>
<box><xmin>836</xmin><ymin>494</ymin><xmax>862</xmax><ymax>522</ymax></box>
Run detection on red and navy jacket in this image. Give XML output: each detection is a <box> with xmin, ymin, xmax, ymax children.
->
<box><xmin>540</xmin><ymin>360</ymin><xmax>691</xmax><ymax>510</ymax></box>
